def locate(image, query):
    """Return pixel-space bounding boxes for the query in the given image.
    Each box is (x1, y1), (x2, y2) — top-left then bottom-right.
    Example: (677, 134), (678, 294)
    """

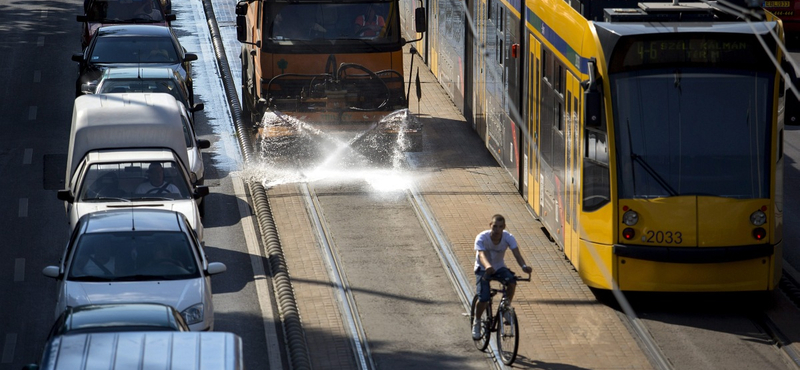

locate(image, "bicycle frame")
(471, 273), (530, 365)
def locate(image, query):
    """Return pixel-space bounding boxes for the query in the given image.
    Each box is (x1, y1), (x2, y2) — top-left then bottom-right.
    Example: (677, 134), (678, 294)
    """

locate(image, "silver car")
(43, 209), (226, 331)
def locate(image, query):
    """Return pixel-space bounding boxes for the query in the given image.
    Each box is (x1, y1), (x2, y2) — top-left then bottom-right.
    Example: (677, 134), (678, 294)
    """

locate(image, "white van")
(57, 93), (208, 241)
(23, 331), (244, 370)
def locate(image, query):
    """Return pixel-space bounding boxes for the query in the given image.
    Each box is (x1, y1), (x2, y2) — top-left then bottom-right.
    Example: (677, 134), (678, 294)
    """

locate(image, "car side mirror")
(57, 189), (74, 202)
(197, 139), (211, 150)
(76, 15), (87, 22)
(190, 103), (204, 113)
(193, 185), (209, 199)
(184, 53), (198, 62)
(42, 266), (61, 279)
(414, 7), (427, 33)
(165, 13), (176, 22)
(71, 53), (84, 62)
(207, 262), (227, 275)
(80, 83), (96, 94)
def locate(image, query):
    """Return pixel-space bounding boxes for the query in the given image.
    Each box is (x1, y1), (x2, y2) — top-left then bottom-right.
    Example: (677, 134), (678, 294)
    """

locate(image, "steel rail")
(405, 184), (507, 370)
(300, 182), (376, 370)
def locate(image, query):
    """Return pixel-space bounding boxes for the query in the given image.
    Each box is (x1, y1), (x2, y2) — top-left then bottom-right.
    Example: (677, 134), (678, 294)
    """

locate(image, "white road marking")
(18, 199), (28, 218)
(37, 36), (44, 47)
(232, 176), (284, 370)
(1, 333), (17, 363)
(23, 148), (32, 165)
(14, 259), (24, 282)
(33, 71), (41, 83)
(28, 107), (36, 120)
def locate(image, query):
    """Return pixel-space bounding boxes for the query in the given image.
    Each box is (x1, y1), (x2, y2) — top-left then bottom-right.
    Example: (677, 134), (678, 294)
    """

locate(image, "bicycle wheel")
(496, 306), (519, 365)
(470, 295), (491, 351)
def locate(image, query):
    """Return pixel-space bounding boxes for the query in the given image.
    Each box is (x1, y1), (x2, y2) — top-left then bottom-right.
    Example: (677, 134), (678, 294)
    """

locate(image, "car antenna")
(130, 207), (136, 231)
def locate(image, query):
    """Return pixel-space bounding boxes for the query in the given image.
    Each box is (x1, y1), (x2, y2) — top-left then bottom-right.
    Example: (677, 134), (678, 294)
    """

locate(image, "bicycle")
(470, 272), (531, 365)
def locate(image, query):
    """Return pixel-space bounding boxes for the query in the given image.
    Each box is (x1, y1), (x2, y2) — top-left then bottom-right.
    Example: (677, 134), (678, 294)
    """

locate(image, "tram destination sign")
(610, 35), (772, 72)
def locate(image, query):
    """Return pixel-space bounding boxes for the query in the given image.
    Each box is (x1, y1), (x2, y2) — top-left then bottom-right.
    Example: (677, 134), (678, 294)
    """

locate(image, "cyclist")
(472, 214), (532, 340)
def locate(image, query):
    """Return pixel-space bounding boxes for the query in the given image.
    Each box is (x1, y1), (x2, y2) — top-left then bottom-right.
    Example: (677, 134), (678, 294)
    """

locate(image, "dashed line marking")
(14, 259), (24, 282)
(1, 333), (16, 363)
(33, 70), (41, 83)
(37, 36), (44, 47)
(23, 148), (32, 165)
(28, 106), (37, 120)
(18, 198), (28, 218)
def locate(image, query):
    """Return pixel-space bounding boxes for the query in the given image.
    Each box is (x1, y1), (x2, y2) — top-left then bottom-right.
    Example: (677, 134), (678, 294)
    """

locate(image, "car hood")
(74, 201), (202, 239)
(64, 279), (205, 312)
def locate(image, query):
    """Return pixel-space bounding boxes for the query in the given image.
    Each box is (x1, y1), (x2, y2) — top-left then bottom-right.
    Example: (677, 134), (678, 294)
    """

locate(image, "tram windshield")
(611, 68), (772, 199)
(264, 1), (399, 43)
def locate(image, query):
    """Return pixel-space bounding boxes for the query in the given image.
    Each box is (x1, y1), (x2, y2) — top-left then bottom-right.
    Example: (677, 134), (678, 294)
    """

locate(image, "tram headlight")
(750, 210), (767, 226)
(753, 227), (767, 241)
(622, 210), (639, 226)
(622, 227), (635, 240)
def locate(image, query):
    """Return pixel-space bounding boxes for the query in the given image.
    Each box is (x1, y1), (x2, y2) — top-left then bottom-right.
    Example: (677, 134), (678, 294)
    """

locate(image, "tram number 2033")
(643, 230), (683, 244)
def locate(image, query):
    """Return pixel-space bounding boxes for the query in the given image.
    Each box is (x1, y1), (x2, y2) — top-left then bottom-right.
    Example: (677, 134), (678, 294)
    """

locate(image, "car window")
(181, 115), (194, 148)
(87, 0), (165, 21)
(68, 231), (199, 281)
(97, 79), (186, 105)
(78, 162), (192, 201)
(90, 36), (179, 63)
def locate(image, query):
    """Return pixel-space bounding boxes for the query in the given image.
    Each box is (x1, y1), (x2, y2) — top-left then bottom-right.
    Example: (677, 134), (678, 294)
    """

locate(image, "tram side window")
(583, 128), (610, 211)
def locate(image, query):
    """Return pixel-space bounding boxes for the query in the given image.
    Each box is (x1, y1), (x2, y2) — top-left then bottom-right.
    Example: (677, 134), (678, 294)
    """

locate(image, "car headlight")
(181, 303), (204, 325)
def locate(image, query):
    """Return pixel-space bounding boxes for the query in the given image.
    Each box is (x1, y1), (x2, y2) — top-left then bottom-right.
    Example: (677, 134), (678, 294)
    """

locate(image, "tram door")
(538, 48), (565, 247)
(528, 35), (541, 214)
(564, 73), (582, 263)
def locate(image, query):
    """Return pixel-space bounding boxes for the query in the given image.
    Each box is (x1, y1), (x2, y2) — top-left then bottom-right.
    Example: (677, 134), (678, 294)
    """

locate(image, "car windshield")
(611, 68), (772, 199)
(78, 161), (192, 201)
(67, 231), (200, 281)
(87, 0), (165, 22)
(96, 79), (187, 106)
(266, 2), (399, 42)
(90, 36), (179, 63)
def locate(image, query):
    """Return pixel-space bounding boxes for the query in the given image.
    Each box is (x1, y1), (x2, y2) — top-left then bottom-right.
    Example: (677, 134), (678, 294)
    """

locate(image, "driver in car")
(136, 162), (180, 195)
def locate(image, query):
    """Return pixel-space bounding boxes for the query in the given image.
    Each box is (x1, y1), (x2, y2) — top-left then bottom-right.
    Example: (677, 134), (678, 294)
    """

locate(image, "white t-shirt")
(474, 230), (517, 272)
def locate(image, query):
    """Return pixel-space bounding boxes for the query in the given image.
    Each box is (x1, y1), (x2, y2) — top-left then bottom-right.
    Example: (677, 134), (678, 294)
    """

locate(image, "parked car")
(46, 303), (190, 340)
(24, 331), (243, 370)
(42, 209), (227, 331)
(57, 93), (209, 240)
(83, 67), (203, 116)
(78, 0), (175, 49)
(72, 25), (197, 97)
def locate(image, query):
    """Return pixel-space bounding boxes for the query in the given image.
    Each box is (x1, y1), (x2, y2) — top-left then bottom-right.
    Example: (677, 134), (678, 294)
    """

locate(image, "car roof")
(103, 67), (177, 80)
(67, 93), (189, 179)
(79, 209), (185, 233)
(62, 303), (186, 333)
(96, 24), (173, 37)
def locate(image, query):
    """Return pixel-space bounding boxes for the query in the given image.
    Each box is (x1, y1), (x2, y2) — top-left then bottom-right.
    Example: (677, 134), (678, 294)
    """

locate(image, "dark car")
(78, 0), (176, 49)
(46, 303), (190, 340)
(72, 25), (197, 98)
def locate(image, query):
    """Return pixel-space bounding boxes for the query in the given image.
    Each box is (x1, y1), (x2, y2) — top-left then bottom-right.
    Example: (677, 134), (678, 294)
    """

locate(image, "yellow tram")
(426, 0), (792, 291)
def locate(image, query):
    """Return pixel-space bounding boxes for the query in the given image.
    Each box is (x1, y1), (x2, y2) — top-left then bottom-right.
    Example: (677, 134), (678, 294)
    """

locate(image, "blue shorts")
(475, 267), (516, 302)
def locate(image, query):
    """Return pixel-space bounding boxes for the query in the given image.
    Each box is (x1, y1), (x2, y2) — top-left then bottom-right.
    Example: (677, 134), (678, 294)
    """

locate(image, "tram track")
(296, 176), (513, 370)
(302, 182), (375, 370)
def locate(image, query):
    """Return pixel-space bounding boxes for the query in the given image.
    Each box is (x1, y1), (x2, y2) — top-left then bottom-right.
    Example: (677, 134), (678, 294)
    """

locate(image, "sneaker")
(472, 319), (482, 340)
